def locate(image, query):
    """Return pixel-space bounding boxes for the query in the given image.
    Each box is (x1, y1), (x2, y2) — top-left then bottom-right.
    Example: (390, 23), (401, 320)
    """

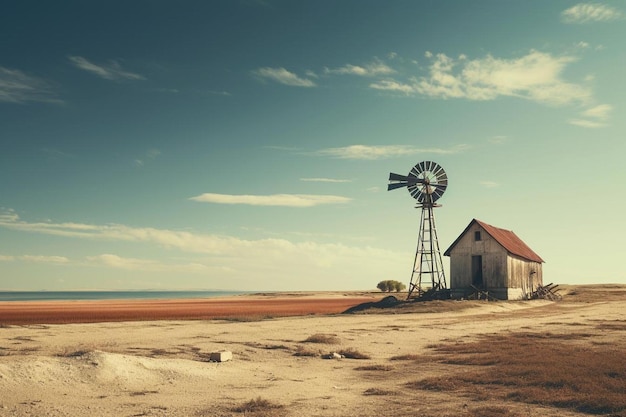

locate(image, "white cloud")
(325, 59), (395, 77)
(562, 3), (623, 23)
(252, 67), (316, 87)
(300, 178), (352, 183)
(21, 255), (70, 264)
(0, 211), (406, 289)
(68, 56), (145, 81)
(207, 90), (231, 96)
(569, 103), (612, 128)
(305, 70), (318, 79)
(480, 181), (500, 188)
(0, 67), (60, 103)
(568, 119), (606, 128)
(315, 144), (469, 160)
(489, 136), (509, 144)
(0, 254), (69, 264)
(189, 193), (351, 207)
(370, 50), (591, 106)
(369, 79), (417, 95)
(86, 254), (209, 272)
(581, 104), (612, 120)
(0, 208), (19, 223)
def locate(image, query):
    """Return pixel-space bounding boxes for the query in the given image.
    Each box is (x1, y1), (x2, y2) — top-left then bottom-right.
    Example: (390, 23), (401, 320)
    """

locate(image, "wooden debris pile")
(529, 283), (562, 300)
(467, 284), (498, 301)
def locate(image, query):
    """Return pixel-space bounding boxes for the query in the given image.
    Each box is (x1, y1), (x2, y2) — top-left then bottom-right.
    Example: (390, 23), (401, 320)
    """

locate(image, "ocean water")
(0, 290), (250, 302)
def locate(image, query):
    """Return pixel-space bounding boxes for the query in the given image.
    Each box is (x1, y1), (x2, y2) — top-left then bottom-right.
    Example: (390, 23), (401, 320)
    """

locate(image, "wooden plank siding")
(446, 220), (544, 300)
(508, 255), (543, 296)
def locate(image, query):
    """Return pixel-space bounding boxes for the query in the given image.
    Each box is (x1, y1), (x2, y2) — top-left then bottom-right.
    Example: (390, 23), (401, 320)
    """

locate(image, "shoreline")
(0, 293), (380, 325)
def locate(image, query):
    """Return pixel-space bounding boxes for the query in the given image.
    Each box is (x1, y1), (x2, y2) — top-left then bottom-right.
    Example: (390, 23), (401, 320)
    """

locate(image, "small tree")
(392, 280), (406, 292)
(377, 280), (390, 292)
(377, 280), (406, 293)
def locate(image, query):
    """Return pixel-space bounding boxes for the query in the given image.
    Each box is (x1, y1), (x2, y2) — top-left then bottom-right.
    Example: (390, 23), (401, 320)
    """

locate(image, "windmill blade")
(389, 172), (408, 181)
(431, 184), (447, 201)
(387, 182), (408, 191)
(409, 188), (423, 200)
(432, 187), (445, 200)
(406, 176), (425, 185)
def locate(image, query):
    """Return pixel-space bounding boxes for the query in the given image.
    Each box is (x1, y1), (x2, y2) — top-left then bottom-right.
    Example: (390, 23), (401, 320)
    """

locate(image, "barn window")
(474, 231), (481, 241)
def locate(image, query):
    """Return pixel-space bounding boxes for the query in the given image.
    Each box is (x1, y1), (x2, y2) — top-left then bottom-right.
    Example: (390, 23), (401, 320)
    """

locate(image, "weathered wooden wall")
(448, 224), (543, 300)
(448, 223), (507, 288)
(508, 255), (543, 296)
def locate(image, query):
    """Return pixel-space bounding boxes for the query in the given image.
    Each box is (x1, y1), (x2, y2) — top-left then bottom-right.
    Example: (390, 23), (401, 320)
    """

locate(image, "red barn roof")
(444, 219), (544, 263)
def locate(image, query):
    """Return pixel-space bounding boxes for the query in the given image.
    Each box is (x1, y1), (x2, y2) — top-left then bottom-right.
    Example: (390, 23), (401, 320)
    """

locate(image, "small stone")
(209, 350), (233, 362)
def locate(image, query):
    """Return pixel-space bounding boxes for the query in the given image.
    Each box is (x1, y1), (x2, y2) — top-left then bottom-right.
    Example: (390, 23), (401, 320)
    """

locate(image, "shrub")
(302, 333), (340, 344)
(376, 280), (406, 292)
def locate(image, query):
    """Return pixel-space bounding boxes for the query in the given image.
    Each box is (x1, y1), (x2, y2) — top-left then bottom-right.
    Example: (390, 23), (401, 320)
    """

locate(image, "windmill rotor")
(388, 161), (447, 204)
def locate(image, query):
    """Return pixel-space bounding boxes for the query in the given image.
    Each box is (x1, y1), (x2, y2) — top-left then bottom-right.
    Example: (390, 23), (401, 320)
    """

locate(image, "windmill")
(388, 161), (448, 299)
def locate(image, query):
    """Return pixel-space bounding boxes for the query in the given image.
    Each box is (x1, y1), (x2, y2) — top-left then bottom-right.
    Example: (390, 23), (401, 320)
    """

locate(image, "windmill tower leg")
(407, 204), (447, 299)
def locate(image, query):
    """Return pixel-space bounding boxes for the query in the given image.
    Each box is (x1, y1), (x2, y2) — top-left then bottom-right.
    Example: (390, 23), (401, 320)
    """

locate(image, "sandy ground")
(0, 286), (624, 417)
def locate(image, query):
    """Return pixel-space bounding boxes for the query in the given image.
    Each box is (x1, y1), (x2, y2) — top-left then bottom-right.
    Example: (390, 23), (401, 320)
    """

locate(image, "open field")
(0, 293), (379, 325)
(0, 285), (625, 416)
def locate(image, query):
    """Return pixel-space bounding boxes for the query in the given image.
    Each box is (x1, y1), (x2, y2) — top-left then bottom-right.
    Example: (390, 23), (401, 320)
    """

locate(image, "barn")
(444, 219), (544, 300)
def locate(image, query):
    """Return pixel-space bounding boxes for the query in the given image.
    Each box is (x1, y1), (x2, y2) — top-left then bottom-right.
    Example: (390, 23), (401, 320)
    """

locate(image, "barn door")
(472, 255), (483, 287)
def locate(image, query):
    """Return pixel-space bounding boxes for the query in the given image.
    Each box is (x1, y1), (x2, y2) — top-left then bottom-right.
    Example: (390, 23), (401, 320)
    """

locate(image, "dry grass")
(293, 345), (319, 357)
(337, 347), (370, 359)
(302, 333), (340, 344)
(363, 387), (397, 396)
(56, 348), (91, 358)
(464, 406), (523, 417)
(354, 364), (393, 371)
(410, 332), (626, 415)
(389, 353), (429, 362)
(232, 397), (285, 416)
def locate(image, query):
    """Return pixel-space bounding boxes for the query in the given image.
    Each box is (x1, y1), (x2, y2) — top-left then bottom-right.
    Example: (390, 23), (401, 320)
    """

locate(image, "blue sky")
(1, 1), (625, 291)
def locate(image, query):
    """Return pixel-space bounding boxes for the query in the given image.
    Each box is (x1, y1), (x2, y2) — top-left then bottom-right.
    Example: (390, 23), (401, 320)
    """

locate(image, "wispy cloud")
(562, 3), (623, 23)
(252, 67), (316, 87)
(0, 67), (61, 104)
(370, 50), (591, 106)
(480, 181), (500, 188)
(569, 103), (612, 128)
(489, 136), (509, 144)
(314, 144), (469, 160)
(0, 254), (70, 264)
(41, 148), (75, 160)
(68, 56), (145, 81)
(207, 90), (232, 96)
(86, 254), (208, 272)
(0, 210), (405, 288)
(300, 178), (352, 183)
(189, 193), (351, 207)
(325, 59), (395, 77)
(134, 148), (161, 167)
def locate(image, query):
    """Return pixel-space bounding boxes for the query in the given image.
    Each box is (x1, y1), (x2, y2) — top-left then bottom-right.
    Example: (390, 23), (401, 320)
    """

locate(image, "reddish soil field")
(0, 296), (374, 325)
